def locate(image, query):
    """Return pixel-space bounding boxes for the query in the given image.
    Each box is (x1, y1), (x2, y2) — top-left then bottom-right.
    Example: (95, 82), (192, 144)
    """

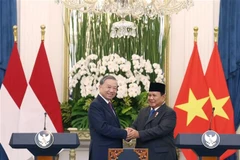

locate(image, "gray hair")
(99, 75), (117, 85)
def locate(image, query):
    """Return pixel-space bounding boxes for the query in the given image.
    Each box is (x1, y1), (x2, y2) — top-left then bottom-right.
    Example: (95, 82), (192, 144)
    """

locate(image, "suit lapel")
(97, 95), (115, 117)
(97, 95), (120, 126)
(144, 107), (152, 125)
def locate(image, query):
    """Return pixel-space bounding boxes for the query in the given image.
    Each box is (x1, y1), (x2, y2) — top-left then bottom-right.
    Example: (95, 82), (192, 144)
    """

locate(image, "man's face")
(99, 79), (118, 101)
(148, 91), (165, 108)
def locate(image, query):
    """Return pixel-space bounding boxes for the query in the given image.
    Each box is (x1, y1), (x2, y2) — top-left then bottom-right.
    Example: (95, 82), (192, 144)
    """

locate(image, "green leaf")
(121, 107), (132, 114)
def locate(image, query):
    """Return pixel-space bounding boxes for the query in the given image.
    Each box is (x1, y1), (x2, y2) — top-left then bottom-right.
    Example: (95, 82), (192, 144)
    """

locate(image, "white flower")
(128, 83), (141, 97)
(145, 60), (153, 73)
(99, 66), (106, 74)
(69, 53), (165, 98)
(153, 63), (160, 69)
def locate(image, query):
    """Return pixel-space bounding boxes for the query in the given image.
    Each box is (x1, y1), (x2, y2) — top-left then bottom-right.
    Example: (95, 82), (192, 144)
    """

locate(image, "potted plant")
(61, 53), (164, 132)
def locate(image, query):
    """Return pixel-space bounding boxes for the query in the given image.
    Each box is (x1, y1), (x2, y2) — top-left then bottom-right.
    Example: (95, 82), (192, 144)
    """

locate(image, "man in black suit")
(88, 75), (129, 160)
(128, 82), (177, 160)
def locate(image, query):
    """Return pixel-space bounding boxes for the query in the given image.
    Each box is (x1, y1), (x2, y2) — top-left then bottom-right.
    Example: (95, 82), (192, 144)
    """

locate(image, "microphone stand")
(209, 107), (215, 130)
(44, 112), (47, 130)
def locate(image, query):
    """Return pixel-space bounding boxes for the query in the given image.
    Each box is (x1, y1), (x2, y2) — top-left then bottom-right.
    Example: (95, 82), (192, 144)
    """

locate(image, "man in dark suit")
(88, 75), (129, 160)
(128, 82), (177, 160)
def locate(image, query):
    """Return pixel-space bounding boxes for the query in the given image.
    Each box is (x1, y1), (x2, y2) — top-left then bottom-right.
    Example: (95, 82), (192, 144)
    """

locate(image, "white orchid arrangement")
(68, 53), (165, 129)
(69, 53), (165, 98)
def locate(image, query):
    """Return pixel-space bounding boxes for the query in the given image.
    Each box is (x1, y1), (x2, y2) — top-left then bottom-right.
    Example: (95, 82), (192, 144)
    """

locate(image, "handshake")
(125, 127), (139, 141)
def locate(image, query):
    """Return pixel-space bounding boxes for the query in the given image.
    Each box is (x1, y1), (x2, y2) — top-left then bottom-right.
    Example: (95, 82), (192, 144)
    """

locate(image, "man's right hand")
(125, 127), (139, 141)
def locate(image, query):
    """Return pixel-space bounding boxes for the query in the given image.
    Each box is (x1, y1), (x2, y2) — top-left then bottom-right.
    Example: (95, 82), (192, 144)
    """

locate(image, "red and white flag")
(0, 42), (27, 159)
(18, 40), (63, 158)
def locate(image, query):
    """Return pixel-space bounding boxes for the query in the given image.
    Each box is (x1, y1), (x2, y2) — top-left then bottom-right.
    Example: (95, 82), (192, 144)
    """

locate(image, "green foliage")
(60, 102), (72, 129)
(61, 92), (148, 129)
(113, 92), (148, 128)
(70, 96), (92, 129)
(70, 12), (166, 64)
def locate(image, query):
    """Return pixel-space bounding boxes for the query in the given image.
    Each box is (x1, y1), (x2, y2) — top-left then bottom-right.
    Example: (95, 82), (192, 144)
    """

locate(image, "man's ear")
(162, 93), (166, 98)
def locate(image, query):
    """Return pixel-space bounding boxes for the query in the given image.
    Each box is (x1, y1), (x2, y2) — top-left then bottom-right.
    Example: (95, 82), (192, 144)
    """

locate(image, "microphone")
(209, 107), (215, 130)
(44, 112), (47, 130)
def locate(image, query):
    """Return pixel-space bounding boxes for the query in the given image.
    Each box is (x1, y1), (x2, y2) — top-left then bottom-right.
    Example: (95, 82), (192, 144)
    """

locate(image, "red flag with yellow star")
(205, 42), (236, 159)
(174, 42), (212, 160)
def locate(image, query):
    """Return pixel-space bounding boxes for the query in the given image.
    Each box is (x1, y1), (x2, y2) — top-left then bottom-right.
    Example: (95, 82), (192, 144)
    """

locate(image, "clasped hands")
(125, 127), (139, 141)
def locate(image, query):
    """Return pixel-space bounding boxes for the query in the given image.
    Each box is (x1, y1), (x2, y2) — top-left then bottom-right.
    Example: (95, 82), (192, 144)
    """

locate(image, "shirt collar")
(152, 106), (160, 111)
(99, 94), (111, 104)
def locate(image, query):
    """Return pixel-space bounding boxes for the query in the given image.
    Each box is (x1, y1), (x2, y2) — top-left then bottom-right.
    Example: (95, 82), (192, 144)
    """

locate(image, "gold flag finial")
(194, 27), (198, 42)
(214, 27), (218, 42)
(13, 25), (17, 42)
(41, 25), (46, 41)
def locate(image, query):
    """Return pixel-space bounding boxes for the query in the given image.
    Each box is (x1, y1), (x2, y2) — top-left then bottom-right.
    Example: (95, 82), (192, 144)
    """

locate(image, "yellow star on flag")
(209, 89), (229, 119)
(175, 88), (209, 126)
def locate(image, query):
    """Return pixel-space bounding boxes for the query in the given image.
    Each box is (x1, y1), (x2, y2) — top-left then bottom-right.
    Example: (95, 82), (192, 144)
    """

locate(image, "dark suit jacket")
(88, 95), (127, 160)
(132, 104), (177, 160)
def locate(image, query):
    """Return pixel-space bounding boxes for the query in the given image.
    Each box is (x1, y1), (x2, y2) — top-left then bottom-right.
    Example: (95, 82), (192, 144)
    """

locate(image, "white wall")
(16, 0), (221, 159)
(169, 0), (220, 107)
(17, 0), (64, 102)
